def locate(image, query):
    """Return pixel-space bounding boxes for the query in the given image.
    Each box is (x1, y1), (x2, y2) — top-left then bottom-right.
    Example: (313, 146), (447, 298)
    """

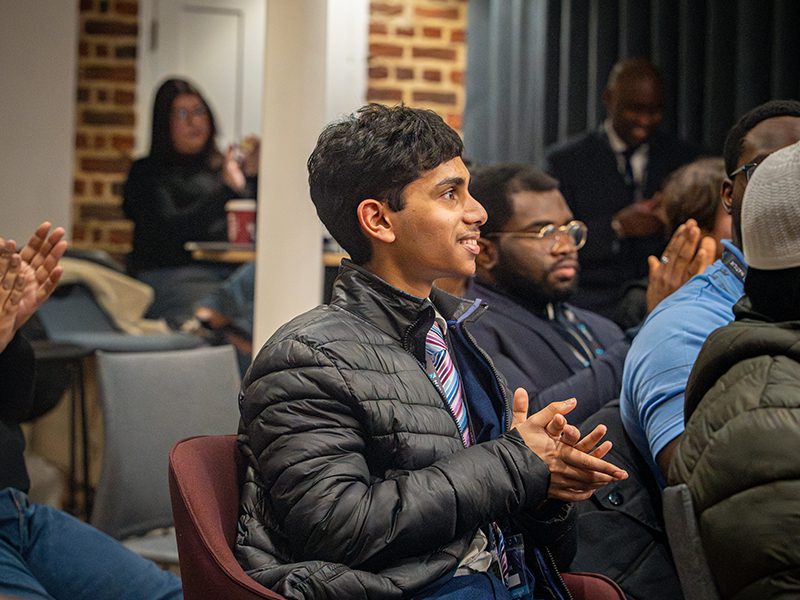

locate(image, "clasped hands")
(0, 222), (68, 353)
(511, 389), (628, 502)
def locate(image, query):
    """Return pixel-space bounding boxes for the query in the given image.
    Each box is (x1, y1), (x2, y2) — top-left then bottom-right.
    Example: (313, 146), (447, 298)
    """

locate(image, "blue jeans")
(414, 571), (511, 599)
(0, 488), (182, 600)
(137, 264), (235, 324)
(197, 261), (255, 336)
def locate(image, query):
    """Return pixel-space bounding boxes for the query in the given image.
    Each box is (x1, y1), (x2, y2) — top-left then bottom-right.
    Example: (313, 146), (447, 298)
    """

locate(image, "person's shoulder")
(245, 305), (348, 382)
(649, 131), (703, 161)
(129, 155), (154, 169)
(630, 269), (734, 359)
(266, 304), (355, 347)
(126, 156), (157, 179)
(545, 130), (604, 163)
(469, 282), (540, 329)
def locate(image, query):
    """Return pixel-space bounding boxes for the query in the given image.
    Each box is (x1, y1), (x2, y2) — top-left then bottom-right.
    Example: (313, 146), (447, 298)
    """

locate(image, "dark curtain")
(464, 0), (800, 167)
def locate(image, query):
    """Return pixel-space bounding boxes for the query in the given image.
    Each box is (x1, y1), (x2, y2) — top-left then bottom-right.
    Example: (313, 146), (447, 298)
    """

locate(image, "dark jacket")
(0, 333), (37, 492)
(123, 156), (256, 272)
(546, 129), (701, 318)
(573, 400), (682, 600)
(465, 280), (629, 424)
(670, 299), (800, 599)
(236, 261), (576, 599)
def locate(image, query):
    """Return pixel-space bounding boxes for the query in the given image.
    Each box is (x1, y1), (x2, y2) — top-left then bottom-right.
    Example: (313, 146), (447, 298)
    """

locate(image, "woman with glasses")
(123, 77), (259, 324)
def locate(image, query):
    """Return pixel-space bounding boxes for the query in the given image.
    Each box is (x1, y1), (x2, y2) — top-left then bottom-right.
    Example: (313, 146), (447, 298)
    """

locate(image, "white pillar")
(253, 0), (367, 350)
(0, 0), (77, 242)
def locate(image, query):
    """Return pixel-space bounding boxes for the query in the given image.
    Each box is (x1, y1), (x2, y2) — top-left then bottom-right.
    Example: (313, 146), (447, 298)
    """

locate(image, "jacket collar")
(684, 295), (800, 420)
(330, 260), (481, 361)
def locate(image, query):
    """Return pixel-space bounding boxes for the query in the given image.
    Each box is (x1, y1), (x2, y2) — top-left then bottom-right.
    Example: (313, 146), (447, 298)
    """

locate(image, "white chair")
(90, 345), (241, 563)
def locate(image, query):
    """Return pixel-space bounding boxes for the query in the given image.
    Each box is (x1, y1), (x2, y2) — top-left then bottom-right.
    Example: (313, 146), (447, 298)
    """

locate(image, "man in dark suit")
(467, 164), (687, 598)
(466, 163), (630, 424)
(546, 58), (701, 319)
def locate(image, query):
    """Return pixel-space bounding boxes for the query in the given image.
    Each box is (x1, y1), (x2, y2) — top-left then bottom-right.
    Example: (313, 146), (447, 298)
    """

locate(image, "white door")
(135, 0), (265, 155)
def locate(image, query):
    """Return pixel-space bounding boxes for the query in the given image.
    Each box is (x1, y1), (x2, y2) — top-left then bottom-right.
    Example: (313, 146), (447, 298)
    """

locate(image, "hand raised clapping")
(0, 240), (26, 353)
(0, 222), (67, 353)
(510, 388), (627, 502)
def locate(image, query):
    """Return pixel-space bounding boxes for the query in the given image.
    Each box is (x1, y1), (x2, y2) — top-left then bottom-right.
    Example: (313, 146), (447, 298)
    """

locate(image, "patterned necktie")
(425, 322), (470, 447)
(426, 323), (509, 580)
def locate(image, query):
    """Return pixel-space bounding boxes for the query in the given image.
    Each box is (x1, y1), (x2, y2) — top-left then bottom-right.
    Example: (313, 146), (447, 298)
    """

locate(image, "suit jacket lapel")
(473, 284), (584, 370)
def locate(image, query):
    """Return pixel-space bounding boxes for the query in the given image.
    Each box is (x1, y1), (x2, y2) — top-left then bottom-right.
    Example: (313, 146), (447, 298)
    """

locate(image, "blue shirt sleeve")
(620, 263), (741, 482)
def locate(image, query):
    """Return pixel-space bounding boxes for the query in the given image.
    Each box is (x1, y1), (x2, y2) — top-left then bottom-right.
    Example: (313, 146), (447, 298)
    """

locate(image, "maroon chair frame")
(169, 435), (626, 600)
(168, 435), (284, 599)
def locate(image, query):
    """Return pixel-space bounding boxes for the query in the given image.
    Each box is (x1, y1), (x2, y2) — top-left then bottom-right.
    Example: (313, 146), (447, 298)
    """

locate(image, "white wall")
(252, 0), (368, 348)
(0, 0), (77, 243)
(134, 0), (266, 155)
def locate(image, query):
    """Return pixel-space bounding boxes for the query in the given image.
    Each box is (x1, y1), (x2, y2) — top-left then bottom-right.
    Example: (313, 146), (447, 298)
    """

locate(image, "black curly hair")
(307, 104), (463, 264)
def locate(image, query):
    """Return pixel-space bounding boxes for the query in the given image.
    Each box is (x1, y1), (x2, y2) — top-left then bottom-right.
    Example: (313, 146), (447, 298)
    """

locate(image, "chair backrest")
(36, 282), (203, 352)
(562, 572), (627, 600)
(37, 283), (118, 336)
(169, 435), (284, 600)
(90, 346), (241, 539)
(662, 483), (721, 600)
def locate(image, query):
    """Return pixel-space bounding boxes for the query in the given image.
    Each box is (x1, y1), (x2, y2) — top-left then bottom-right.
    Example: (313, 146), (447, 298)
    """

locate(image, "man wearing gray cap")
(669, 139), (800, 599)
(620, 99), (800, 485)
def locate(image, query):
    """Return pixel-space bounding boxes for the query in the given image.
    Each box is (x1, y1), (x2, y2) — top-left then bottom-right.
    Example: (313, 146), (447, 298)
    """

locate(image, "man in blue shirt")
(620, 100), (800, 484)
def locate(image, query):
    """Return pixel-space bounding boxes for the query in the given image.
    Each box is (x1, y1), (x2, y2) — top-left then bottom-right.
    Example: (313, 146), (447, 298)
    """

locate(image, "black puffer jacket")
(670, 299), (800, 599)
(236, 261), (575, 599)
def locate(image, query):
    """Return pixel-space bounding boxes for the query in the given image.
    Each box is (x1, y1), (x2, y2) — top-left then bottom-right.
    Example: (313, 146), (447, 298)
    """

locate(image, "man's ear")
(602, 87), (613, 113)
(720, 179), (733, 214)
(477, 238), (499, 270)
(357, 198), (395, 244)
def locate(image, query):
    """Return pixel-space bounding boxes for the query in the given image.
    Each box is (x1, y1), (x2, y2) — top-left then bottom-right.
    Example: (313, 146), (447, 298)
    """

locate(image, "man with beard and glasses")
(465, 164), (630, 424)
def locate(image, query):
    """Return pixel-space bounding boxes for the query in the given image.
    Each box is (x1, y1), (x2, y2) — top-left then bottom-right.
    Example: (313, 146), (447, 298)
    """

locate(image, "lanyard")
(547, 303), (604, 368)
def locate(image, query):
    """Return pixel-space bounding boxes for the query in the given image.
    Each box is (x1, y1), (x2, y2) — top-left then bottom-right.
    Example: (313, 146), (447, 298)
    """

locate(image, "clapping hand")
(223, 135), (260, 193)
(0, 240), (27, 353)
(238, 135), (260, 177)
(510, 388), (627, 502)
(223, 146), (247, 193)
(15, 222), (68, 331)
(646, 218), (716, 312)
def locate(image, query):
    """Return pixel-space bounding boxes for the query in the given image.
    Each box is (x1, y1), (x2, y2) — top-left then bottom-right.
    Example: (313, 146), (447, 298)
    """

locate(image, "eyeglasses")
(172, 105), (208, 121)
(728, 161), (760, 181)
(485, 220), (587, 250)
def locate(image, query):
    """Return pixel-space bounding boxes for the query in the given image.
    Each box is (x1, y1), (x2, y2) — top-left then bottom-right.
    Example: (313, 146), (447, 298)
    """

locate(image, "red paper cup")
(225, 199), (257, 243)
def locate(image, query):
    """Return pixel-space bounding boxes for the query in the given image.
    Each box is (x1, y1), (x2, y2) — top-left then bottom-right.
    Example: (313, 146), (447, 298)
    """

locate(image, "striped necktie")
(425, 322), (470, 447)
(426, 323), (509, 580)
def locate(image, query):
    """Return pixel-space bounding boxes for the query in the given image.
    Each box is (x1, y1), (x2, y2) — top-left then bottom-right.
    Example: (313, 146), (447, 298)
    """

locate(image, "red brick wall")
(71, 0), (469, 256)
(72, 0), (138, 255)
(367, 0), (468, 132)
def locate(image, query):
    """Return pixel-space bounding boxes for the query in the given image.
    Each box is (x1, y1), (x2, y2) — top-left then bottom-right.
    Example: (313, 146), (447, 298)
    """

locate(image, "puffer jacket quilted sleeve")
(669, 308), (800, 600)
(236, 275), (556, 598)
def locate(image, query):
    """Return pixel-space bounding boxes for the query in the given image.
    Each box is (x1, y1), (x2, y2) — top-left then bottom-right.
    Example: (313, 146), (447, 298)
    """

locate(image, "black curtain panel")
(464, 0), (800, 167)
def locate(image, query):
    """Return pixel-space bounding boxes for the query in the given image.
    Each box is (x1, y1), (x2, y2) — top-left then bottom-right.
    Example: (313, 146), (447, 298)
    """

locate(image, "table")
(186, 242), (349, 302)
(185, 241), (348, 267)
(30, 341), (93, 519)
(184, 241), (256, 264)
